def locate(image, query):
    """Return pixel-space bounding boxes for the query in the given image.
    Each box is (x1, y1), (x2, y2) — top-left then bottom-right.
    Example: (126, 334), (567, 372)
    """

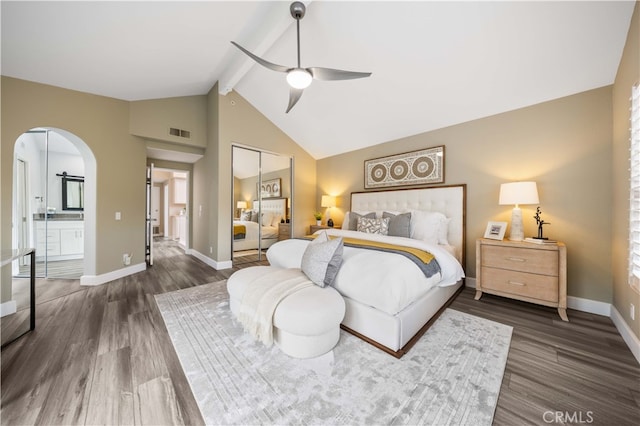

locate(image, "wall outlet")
(123, 253), (131, 266)
(115, 211), (121, 221)
(631, 303), (636, 321)
(209, 246), (213, 254)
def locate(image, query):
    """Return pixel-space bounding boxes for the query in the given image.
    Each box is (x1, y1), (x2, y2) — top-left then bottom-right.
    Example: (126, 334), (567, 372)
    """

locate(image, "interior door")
(145, 163), (154, 265)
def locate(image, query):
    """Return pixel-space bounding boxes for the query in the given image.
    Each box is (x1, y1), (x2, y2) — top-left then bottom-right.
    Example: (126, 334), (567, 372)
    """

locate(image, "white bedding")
(233, 220), (278, 240)
(266, 228), (464, 316)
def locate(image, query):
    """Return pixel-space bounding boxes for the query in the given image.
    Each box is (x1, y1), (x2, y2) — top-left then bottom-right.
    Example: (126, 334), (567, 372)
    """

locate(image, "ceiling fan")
(231, 1), (372, 113)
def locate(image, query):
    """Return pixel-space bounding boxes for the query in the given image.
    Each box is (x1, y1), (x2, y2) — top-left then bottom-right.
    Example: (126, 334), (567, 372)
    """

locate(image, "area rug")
(155, 281), (512, 425)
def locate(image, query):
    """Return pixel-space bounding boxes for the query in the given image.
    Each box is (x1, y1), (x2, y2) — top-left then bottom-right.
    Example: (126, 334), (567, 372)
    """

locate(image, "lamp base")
(508, 207), (524, 241)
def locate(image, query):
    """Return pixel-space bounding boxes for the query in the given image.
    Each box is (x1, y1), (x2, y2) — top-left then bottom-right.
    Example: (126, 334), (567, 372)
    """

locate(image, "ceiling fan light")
(286, 68), (312, 89)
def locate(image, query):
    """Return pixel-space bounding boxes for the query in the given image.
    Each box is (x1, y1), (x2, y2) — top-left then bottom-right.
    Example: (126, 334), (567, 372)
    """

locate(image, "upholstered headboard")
(351, 184), (466, 266)
(252, 198), (287, 222)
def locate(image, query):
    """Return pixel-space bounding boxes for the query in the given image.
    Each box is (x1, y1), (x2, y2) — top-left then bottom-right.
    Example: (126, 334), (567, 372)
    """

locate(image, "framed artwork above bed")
(257, 178), (281, 198)
(364, 145), (444, 189)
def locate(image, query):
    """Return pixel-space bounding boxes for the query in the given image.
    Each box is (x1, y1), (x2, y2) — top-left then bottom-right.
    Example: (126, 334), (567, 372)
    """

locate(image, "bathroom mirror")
(62, 175), (84, 211)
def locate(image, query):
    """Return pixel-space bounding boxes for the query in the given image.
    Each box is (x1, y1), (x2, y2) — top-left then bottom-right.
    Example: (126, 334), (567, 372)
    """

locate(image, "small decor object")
(364, 146), (444, 189)
(484, 221), (507, 240)
(532, 206), (550, 240)
(327, 218), (334, 227)
(258, 178), (281, 198)
(313, 211), (322, 226)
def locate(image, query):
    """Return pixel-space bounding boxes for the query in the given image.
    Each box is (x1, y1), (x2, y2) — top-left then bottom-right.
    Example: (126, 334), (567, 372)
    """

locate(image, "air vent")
(169, 127), (191, 139)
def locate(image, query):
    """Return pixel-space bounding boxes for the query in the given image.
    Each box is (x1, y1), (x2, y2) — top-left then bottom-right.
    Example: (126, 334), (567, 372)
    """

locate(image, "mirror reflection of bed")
(232, 145), (293, 263)
(233, 198), (287, 261)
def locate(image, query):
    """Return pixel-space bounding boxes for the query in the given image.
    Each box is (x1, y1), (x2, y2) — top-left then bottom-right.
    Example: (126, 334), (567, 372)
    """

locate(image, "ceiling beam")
(218, 1), (313, 95)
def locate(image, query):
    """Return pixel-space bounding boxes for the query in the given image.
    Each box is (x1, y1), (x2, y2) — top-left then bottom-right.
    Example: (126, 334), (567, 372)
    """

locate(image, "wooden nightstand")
(475, 238), (568, 321)
(309, 224), (333, 234)
(278, 223), (291, 241)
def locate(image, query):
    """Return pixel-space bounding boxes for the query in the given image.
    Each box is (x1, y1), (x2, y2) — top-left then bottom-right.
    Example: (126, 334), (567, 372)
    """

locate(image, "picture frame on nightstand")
(483, 221), (507, 240)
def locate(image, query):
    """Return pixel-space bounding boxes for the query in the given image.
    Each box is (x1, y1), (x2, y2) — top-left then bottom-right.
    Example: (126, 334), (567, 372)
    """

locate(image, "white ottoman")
(227, 266), (346, 359)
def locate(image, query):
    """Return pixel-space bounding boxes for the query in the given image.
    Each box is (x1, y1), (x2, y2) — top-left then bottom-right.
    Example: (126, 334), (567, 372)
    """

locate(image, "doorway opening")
(146, 165), (190, 266)
(12, 128), (96, 280)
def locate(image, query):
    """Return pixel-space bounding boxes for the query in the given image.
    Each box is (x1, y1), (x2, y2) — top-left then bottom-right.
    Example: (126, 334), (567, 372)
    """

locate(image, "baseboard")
(80, 262), (146, 286)
(0, 300), (17, 318)
(189, 249), (232, 270)
(610, 306), (640, 365)
(567, 295), (611, 317)
(465, 277), (476, 289)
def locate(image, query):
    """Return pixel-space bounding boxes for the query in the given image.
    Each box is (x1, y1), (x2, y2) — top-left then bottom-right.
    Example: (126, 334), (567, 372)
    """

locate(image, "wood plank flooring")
(1, 238), (638, 425)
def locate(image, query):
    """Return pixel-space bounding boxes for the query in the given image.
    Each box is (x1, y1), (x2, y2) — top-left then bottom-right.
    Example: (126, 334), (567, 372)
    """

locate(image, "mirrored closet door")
(232, 145), (293, 263)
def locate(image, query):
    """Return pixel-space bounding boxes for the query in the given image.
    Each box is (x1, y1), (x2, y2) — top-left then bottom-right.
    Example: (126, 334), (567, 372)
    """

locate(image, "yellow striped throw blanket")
(303, 235), (441, 279)
(233, 224), (246, 240)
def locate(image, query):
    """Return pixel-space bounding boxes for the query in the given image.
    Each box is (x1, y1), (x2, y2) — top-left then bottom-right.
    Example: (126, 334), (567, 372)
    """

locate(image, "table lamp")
(499, 182), (539, 241)
(236, 201), (247, 218)
(321, 195), (336, 226)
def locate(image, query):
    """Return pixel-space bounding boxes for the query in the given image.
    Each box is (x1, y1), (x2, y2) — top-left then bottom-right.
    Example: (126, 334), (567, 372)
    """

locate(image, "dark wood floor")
(1, 239), (638, 425)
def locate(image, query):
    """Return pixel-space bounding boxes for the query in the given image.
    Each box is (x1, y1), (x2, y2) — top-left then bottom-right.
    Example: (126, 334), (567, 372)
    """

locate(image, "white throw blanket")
(237, 268), (314, 346)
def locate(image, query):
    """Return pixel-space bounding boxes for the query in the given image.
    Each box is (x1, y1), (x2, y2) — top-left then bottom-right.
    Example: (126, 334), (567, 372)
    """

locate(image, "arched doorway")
(12, 128), (96, 279)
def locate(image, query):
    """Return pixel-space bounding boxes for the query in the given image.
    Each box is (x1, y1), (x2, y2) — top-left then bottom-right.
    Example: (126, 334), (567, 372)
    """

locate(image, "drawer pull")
(508, 280), (526, 286)
(506, 257), (526, 262)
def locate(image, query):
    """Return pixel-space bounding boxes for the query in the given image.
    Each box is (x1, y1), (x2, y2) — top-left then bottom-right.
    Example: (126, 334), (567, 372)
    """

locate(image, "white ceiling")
(2, 1), (635, 160)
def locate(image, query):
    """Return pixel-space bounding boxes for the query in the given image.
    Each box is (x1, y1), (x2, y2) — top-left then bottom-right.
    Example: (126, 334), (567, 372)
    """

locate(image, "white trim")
(611, 306), (640, 365)
(567, 295), (611, 317)
(0, 300), (17, 317)
(465, 277), (476, 289)
(80, 262), (146, 286)
(188, 249), (232, 270)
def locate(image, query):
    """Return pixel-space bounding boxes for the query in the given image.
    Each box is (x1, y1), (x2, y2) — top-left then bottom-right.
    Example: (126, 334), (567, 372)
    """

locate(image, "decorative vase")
(316, 220), (322, 226)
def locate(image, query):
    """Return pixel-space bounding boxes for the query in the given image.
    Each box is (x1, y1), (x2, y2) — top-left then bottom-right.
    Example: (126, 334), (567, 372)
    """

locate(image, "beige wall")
(613, 2), (640, 339)
(1, 77), (147, 297)
(130, 95), (207, 148)
(318, 87), (613, 303)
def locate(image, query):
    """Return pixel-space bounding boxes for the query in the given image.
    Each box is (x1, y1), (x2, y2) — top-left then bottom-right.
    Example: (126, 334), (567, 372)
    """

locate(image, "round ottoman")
(227, 266), (346, 359)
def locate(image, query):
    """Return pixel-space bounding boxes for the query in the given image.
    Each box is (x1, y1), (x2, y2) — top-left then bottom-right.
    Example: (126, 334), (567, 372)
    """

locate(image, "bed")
(266, 184), (466, 357)
(233, 198), (286, 251)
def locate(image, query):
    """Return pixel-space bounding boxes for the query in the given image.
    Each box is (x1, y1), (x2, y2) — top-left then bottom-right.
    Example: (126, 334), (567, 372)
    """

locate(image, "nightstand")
(310, 224), (331, 234)
(475, 238), (568, 321)
(278, 223), (291, 241)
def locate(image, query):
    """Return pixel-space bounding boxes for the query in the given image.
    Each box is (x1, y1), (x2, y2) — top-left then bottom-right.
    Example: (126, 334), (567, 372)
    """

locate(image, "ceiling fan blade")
(231, 41), (289, 73)
(308, 67), (372, 81)
(286, 88), (304, 113)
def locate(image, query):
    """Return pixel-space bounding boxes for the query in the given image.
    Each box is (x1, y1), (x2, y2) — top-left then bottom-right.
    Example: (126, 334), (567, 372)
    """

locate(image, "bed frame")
(233, 198), (287, 251)
(340, 184), (466, 358)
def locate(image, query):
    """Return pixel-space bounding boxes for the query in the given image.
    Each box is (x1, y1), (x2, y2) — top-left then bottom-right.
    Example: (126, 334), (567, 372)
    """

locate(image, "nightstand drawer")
(481, 245), (558, 276)
(481, 267), (559, 303)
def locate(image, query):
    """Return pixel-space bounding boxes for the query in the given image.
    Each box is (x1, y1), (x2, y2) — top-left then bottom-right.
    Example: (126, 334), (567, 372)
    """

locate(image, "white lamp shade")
(321, 195), (336, 208)
(499, 182), (539, 206)
(237, 201), (247, 209)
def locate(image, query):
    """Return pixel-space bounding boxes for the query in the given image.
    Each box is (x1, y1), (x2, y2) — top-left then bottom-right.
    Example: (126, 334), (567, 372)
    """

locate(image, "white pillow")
(410, 211), (448, 245)
(301, 231), (344, 287)
(438, 217), (451, 245)
(261, 211), (274, 227)
(270, 214), (283, 227)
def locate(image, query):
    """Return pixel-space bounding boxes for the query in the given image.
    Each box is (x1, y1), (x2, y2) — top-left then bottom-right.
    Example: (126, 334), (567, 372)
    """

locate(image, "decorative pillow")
(250, 210), (259, 223)
(410, 211), (448, 245)
(357, 217), (390, 235)
(240, 210), (252, 221)
(382, 211), (411, 238)
(301, 231), (344, 287)
(348, 211), (375, 230)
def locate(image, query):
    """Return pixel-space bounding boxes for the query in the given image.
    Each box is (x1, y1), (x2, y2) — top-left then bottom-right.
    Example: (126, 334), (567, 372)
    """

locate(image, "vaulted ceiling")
(2, 1), (635, 159)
